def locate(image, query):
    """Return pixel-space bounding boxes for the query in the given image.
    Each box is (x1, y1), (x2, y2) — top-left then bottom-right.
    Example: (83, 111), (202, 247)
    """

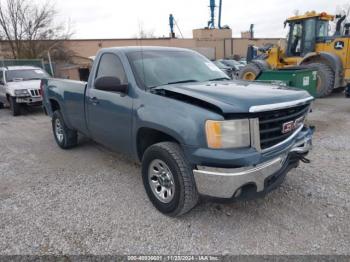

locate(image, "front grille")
(258, 104), (310, 150)
(30, 89), (40, 97)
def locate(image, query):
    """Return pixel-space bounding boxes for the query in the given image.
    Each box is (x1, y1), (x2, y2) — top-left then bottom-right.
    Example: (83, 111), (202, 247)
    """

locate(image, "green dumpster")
(257, 67), (318, 98)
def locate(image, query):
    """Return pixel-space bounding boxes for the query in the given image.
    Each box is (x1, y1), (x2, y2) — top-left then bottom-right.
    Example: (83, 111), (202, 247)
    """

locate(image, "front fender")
(133, 93), (223, 149)
(5, 86), (15, 97)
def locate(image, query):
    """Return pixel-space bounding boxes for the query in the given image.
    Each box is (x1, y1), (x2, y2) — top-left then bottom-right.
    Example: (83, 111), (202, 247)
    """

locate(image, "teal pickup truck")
(42, 47), (314, 216)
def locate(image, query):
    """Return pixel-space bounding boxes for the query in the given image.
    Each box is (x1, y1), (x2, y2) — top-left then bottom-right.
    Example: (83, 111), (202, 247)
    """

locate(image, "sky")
(55, 0), (350, 39)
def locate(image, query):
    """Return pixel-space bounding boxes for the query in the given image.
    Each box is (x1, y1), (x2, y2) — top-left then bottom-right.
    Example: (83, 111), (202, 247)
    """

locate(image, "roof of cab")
(100, 46), (194, 53)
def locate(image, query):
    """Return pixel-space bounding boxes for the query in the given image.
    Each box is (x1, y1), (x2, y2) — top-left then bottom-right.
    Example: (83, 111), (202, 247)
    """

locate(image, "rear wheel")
(52, 110), (78, 149)
(306, 63), (335, 98)
(9, 97), (21, 116)
(238, 63), (261, 81)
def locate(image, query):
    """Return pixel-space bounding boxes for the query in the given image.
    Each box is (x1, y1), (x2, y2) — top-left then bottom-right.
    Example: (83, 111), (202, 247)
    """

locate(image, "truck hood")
(155, 80), (313, 114)
(7, 80), (41, 90)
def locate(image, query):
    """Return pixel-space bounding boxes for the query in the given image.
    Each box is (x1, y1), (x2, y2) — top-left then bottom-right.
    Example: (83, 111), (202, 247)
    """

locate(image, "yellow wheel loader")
(239, 11), (350, 98)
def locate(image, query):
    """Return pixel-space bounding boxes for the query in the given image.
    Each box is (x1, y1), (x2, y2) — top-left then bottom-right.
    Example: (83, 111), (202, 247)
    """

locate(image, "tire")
(9, 97), (21, 116)
(306, 63), (335, 98)
(142, 142), (199, 217)
(238, 63), (262, 81)
(346, 85), (350, 98)
(332, 86), (345, 93)
(52, 110), (78, 149)
(252, 60), (271, 71)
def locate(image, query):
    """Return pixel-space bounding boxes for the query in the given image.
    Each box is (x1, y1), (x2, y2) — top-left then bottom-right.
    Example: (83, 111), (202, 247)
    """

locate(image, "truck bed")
(43, 78), (88, 134)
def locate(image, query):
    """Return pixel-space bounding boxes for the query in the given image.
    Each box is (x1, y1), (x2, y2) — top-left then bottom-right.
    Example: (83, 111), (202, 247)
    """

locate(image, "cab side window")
(96, 53), (128, 85)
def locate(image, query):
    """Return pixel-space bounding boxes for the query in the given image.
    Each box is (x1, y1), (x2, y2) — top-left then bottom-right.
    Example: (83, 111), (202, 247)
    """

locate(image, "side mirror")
(94, 76), (128, 93)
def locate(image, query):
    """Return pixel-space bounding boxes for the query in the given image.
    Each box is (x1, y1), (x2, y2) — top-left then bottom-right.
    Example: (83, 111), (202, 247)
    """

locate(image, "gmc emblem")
(282, 117), (305, 134)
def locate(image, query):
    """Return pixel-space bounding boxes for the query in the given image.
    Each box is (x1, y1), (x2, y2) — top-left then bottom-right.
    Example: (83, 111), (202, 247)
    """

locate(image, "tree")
(336, 4), (350, 23)
(136, 21), (156, 39)
(0, 0), (73, 60)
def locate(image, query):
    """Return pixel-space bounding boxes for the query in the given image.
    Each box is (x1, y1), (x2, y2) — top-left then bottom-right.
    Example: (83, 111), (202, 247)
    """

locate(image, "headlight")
(14, 89), (30, 97)
(205, 119), (250, 149)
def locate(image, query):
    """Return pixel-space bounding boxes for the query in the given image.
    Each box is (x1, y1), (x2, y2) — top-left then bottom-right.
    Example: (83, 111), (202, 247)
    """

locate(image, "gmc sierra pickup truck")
(42, 47), (314, 216)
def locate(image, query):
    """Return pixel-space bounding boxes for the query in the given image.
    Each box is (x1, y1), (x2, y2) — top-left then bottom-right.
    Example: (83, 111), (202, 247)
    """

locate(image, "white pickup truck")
(0, 66), (50, 116)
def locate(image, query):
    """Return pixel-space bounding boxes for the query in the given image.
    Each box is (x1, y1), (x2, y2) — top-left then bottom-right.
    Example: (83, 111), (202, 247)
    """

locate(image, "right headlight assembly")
(205, 119), (251, 149)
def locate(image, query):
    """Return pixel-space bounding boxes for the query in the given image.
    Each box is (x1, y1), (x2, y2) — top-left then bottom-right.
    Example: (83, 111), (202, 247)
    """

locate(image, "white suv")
(0, 66), (50, 116)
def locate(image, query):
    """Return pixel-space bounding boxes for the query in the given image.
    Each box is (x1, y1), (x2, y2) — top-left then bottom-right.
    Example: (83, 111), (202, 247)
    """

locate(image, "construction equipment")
(238, 11), (350, 98)
(207, 0), (223, 29)
(168, 14), (184, 39)
(169, 14), (175, 38)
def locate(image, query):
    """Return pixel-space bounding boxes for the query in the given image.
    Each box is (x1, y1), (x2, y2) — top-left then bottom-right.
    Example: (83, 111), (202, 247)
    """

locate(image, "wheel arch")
(47, 98), (74, 130)
(49, 98), (61, 112)
(136, 127), (182, 161)
(299, 52), (343, 88)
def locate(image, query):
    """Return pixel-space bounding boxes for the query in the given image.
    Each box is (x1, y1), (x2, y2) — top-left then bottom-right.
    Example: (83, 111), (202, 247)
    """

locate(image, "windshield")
(6, 69), (50, 82)
(127, 50), (229, 89)
(317, 20), (329, 37)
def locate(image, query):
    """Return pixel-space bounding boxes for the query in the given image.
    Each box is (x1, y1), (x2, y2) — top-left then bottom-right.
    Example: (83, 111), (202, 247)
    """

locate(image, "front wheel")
(306, 63), (335, 98)
(238, 63), (261, 81)
(9, 97), (21, 116)
(52, 110), (78, 149)
(142, 142), (199, 217)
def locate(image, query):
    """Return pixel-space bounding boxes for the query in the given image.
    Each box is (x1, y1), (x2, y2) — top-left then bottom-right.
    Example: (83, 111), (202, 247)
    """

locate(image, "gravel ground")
(0, 94), (349, 255)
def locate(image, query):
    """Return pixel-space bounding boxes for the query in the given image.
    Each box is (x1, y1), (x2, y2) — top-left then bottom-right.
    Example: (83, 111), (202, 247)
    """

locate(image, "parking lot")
(0, 94), (349, 255)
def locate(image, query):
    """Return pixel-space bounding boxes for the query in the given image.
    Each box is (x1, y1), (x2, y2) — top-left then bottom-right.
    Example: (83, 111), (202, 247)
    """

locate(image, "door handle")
(89, 96), (100, 105)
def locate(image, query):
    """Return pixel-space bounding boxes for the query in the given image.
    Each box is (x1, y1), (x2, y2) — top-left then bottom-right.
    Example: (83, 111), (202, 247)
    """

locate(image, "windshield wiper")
(167, 79), (199, 85)
(208, 77), (230, 81)
(148, 79), (199, 90)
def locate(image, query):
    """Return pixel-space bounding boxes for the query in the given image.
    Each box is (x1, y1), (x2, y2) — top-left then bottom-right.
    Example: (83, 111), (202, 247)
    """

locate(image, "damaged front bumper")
(192, 129), (313, 199)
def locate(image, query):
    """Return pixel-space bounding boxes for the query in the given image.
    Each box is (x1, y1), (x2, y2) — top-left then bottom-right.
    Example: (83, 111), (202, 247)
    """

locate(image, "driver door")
(86, 53), (133, 155)
(302, 19), (317, 56)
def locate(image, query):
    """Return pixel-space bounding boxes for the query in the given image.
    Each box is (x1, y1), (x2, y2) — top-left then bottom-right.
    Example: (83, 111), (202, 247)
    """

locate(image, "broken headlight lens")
(205, 119), (250, 149)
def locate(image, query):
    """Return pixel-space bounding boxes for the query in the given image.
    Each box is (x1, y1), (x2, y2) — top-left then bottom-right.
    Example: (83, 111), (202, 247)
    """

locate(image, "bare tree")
(336, 4), (350, 23)
(0, 0), (73, 60)
(136, 21), (156, 39)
